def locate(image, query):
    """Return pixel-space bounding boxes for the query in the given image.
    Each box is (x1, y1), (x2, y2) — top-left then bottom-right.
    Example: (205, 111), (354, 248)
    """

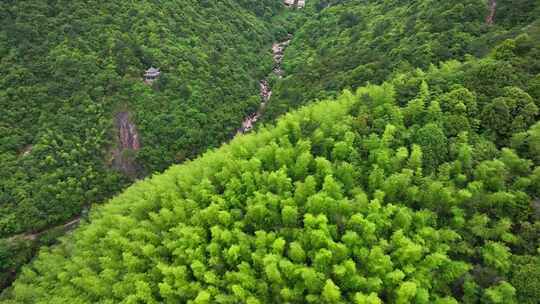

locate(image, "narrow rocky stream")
(239, 35), (292, 133)
(486, 0), (497, 26)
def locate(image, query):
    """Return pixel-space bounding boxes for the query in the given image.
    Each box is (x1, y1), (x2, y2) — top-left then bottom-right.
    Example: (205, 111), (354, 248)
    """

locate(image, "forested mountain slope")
(0, 0), (283, 289)
(3, 63), (539, 302)
(1, 0), (540, 303)
(265, 0), (540, 118)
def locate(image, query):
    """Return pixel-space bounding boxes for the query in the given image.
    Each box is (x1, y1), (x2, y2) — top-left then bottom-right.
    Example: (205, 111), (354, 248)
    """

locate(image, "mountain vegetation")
(0, 0), (284, 290)
(4, 71), (540, 302)
(1, 0), (540, 303)
(266, 0), (540, 119)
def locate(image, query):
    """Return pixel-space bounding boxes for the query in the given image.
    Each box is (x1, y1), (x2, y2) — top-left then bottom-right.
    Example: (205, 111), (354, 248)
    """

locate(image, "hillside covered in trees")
(4, 72), (540, 303)
(1, 0), (540, 303)
(0, 0), (288, 289)
(266, 0), (540, 118)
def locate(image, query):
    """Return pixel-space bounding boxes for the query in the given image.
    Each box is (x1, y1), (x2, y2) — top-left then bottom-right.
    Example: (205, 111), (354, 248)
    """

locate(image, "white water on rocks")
(239, 35), (292, 133)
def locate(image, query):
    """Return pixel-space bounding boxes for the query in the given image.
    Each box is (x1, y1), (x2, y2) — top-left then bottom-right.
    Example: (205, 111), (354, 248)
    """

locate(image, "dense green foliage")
(266, 0), (540, 118)
(2, 0), (540, 302)
(0, 0), (285, 289)
(4, 58), (539, 301)
(0, 0), (281, 236)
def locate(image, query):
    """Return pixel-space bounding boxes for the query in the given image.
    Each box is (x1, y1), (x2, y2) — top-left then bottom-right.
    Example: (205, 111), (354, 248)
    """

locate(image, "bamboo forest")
(0, 0), (539, 303)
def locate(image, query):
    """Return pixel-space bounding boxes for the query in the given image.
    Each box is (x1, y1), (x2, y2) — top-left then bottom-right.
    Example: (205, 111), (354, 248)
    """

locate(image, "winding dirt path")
(9, 216), (81, 242)
(239, 36), (292, 133)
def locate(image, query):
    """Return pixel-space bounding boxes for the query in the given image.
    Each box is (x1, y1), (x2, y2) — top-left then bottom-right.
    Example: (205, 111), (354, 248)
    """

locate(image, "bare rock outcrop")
(486, 0), (497, 26)
(111, 111), (141, 177)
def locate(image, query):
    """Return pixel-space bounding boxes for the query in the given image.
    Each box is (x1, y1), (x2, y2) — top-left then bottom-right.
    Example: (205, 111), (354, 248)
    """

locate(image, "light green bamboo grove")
(5, 71), (539, 302)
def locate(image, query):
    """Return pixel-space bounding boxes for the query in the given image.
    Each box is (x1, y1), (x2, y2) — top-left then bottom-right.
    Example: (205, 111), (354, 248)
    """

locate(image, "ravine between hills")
(10, 35), (294, 243)
(239, 35), (292, 133)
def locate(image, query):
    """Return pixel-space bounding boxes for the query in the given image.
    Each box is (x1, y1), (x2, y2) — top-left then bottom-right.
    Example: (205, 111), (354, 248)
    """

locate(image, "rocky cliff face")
(486, 0), (497, 25)
(111, 111), (141, 177)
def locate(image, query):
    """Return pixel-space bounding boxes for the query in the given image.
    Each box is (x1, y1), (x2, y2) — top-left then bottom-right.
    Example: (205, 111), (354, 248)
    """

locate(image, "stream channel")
(239, 35), (292, 133)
